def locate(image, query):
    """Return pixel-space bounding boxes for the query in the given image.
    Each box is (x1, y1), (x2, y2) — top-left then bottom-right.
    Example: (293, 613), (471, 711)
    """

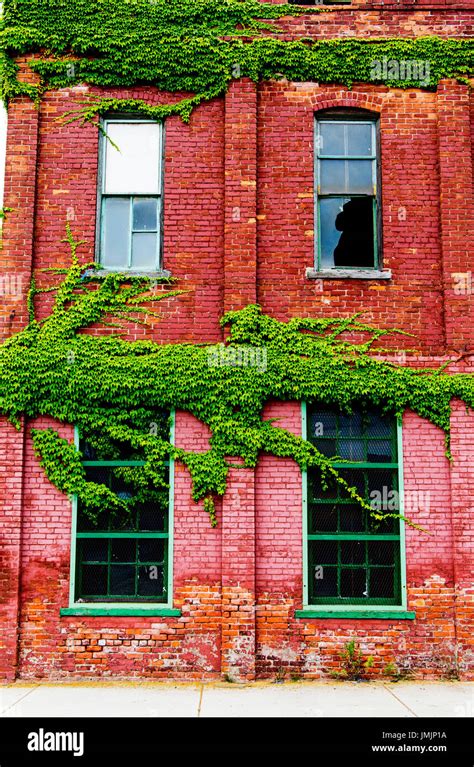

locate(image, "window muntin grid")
(306, 407), (402, 605)
(98, 119), (162, 272)
(74, 416), (171, 603)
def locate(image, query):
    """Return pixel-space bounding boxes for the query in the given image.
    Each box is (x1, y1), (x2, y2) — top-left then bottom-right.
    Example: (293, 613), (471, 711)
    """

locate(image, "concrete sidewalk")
(1, 680), (473, 718)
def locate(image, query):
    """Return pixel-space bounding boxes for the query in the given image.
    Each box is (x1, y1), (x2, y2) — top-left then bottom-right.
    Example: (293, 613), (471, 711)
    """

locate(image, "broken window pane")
(320, 196), (374, 268)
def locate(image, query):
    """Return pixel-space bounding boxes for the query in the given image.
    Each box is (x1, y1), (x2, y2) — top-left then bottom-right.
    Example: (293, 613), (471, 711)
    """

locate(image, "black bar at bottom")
(0, 717), (473, 763)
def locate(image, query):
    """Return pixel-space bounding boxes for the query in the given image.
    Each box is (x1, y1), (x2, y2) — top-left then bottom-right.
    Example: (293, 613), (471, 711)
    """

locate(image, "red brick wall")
(257, 83), (448, 351)
(9, 402), (472, 680)
(254, 403), (464, 680)
(0, 6), (473, 680)
(0, 420), (26, 681)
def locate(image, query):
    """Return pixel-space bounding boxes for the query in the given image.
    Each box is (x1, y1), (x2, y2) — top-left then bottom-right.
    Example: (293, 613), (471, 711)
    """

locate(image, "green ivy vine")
(0, 1), (473, 124)
(0, 227), (472, 527)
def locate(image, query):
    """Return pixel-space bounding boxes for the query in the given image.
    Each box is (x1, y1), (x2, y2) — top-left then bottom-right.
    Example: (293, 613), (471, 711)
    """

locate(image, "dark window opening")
(74, 417), (171, 603)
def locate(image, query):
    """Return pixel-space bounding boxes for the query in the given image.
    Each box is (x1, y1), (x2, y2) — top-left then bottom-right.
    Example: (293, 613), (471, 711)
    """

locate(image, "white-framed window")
(97, 119), (163, 272)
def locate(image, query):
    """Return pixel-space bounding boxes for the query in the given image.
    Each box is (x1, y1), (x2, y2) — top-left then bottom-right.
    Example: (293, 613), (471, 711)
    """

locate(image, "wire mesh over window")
(75, 420), (170, 603)
(306, 406), (402, 605)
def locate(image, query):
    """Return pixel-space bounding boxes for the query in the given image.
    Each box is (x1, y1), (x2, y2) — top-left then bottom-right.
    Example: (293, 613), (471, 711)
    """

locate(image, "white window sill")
(306, 268), (392, 280)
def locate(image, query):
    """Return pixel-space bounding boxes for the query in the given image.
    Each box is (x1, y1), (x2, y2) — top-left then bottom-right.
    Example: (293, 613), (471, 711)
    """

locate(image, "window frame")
(301, 402), (408, 613)
(96, 117), (165, 273)
(66, 412), (175, 613)
(314, 113), (382, 272)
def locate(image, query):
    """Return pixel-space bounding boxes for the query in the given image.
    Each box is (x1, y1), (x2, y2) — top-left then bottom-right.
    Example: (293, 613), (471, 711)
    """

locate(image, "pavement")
(1, 680), (473, 718)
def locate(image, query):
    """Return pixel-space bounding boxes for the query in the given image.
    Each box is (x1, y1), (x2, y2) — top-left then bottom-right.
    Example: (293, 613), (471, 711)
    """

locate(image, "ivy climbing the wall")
(0, 0), (473, 123)
(0, 228), (472, 527)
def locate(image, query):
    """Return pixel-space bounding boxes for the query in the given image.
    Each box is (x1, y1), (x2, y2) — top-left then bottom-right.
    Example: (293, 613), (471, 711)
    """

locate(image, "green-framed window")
(71, 412), (173, 605)
(315, 114), (380, 270)
(97, 119), (163, 272)
(304, 405), (404, 607)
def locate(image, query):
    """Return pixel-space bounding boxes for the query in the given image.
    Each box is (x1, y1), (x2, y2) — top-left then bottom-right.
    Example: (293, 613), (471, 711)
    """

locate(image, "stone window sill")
(295, 610), (415, 620)
(306, 268), (392, 280)
(90, 269), (172, 280)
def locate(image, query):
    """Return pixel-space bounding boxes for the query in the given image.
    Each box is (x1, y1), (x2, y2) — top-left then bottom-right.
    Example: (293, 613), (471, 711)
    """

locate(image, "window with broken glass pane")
(316, 117), (379, 270)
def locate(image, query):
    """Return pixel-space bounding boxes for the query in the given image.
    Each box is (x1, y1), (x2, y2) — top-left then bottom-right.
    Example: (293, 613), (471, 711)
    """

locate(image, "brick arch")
(310, 92), (384, 116)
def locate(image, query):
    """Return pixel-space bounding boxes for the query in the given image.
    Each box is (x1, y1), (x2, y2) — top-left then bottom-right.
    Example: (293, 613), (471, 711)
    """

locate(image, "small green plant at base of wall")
(331, 640), (374, 681)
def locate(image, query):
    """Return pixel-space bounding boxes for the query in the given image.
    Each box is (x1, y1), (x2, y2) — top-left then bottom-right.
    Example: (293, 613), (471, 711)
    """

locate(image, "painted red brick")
(0, 5), (473, 680)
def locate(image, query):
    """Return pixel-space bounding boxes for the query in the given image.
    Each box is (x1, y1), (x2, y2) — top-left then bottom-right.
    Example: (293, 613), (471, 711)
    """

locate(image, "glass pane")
(131, 232), (157, 270)
(315, 439), (337, 458)
(313, 541), (338, 566)
(110, 565), (135, 596)
(339, 505), (365, 532)
(313, 566), (337, 597)
(110, 472), (135, 500)
(81, 441), (98, 461)
(138, 539), (165, 563)
(310, 504), (338, 533)
(82, 467), (112, 486)
(367, 440), (393, 463)
(341, 568), (367, 598)
(77, 510), (108, 532)
(339, 439), (364, 461)
(101, 197), (130, 269)
(81, 565), (107, 596)
(319, 159), (346, 194)
(339, 469), (365, 497)
(139, 505), (166, 532)
(339, 412), (363, 437)
(367, 469), (398, 510)
(368, 540), (395, 566)
(138, 564), (164, 596)
(366, 412), (393, 438)
(332, 196), (375, 268)
(309, 471), (338, 500)
(319, 123), (345, 156)
(370, 567), (395, 598)
(347, 123), (373, 156)
(109, 508), (138, 533)
(341, 540), (365, 565)
(133, 198), (158, 231)
(369, 514), (397, 535)
(310, 410), (337, 439)
(81, 539), (108, 563)
(111, 539), (136, 563)
(104, 122), (161, 194)
(319, 197), (349, 269)
(348, 160), (374, 194)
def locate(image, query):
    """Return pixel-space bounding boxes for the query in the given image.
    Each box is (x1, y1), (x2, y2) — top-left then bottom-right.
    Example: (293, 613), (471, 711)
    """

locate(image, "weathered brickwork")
(0, 4), (473, 681)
